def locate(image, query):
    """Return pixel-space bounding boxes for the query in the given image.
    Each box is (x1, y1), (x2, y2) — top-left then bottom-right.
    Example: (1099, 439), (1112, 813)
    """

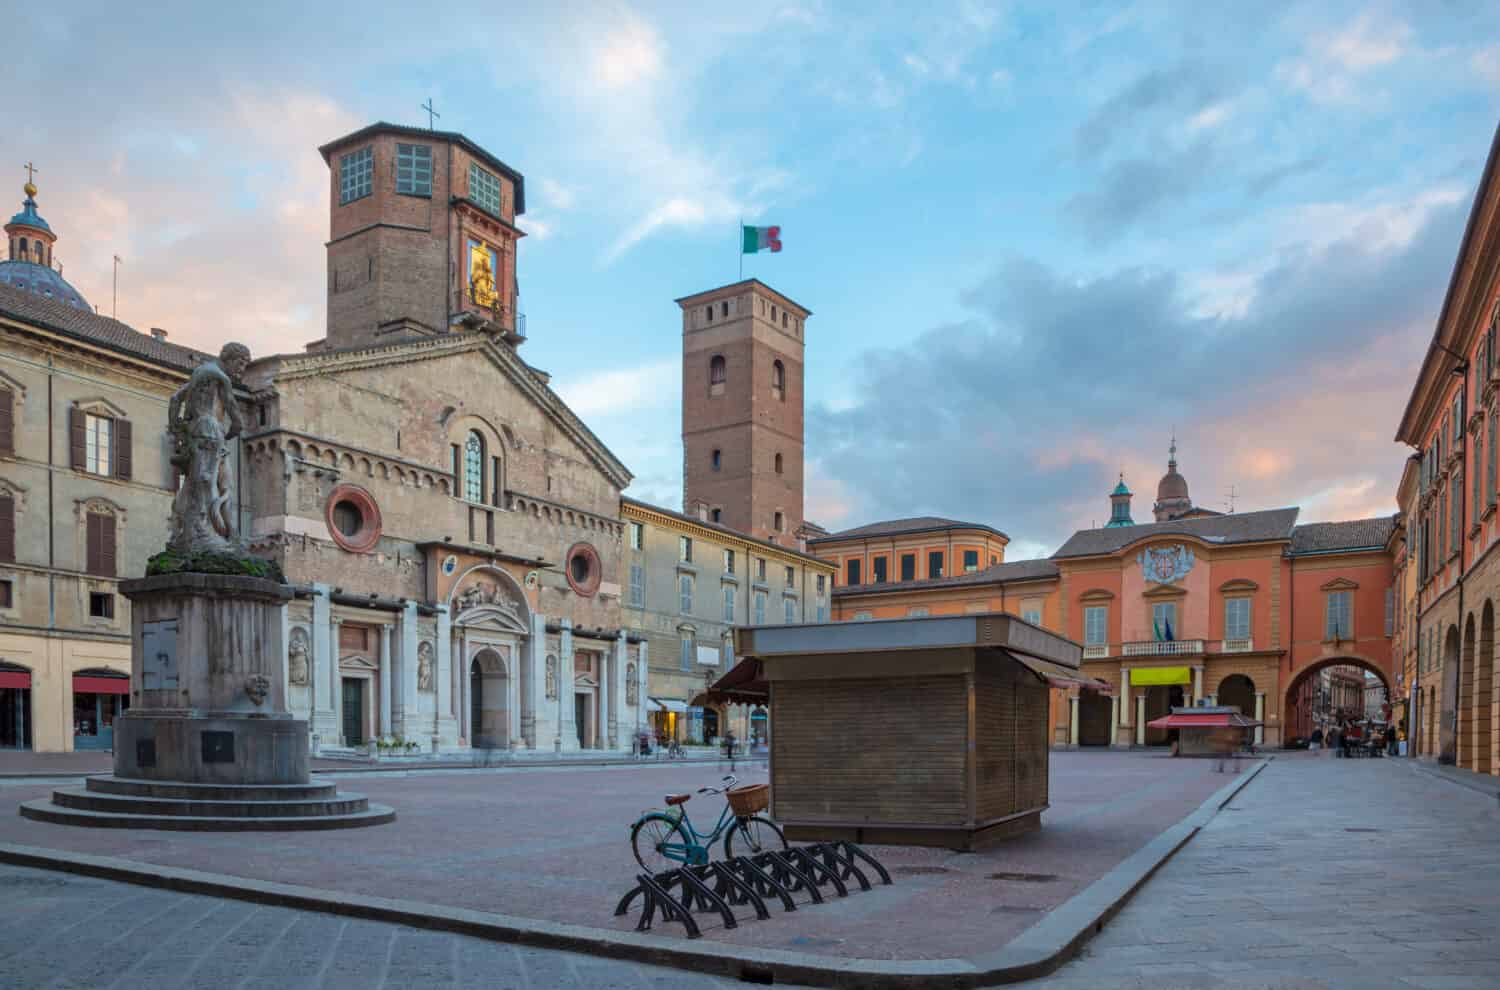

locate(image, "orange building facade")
(1394, 124), (1500, 775)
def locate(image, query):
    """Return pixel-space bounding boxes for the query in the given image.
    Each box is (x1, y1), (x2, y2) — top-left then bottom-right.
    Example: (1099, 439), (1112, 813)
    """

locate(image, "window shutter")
(100, 514), (116, 577)
(85, 514), (100, 575)
(114, 417), (132, 480)
(0, 387), (13, 456)
(69, 406), (86, 469)
(0, 493), (13, 562)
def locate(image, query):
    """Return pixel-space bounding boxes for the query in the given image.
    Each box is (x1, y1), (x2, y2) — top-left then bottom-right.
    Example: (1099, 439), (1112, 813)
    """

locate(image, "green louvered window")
(469, 163), (502, 216)
(396, 144), (431, 197)
(339, 147), (373, 205)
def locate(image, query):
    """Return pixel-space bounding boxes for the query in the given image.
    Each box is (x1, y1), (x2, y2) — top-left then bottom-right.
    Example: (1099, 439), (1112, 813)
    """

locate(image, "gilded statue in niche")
(417, 641), (435, 692)
(468, 240), (498, 310)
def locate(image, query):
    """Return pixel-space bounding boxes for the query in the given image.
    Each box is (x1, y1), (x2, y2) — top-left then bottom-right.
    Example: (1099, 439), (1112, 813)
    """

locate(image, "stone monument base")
(21, 776), (393, 831)
(112, 712), (310, 785)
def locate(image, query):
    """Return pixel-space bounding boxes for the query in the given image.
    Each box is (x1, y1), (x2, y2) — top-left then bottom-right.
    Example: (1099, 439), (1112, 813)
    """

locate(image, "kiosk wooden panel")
(736, 614), (1084, 850)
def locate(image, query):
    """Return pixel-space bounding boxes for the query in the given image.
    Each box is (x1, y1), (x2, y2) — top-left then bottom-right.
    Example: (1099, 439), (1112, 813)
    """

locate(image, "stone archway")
(1460, 615), (1477, 767)
(1218, 674), (1256, 718)
(469, 648), (509, 750)
(1442, 625), (1461, 763)
(1284, 655), (1392, 747)
(1475, 602), (1495, 774)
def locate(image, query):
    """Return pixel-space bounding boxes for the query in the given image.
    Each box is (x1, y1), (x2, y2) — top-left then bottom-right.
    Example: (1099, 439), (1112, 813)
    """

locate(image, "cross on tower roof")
(24, 162), (38, 185)
(421, 98), (440, 131)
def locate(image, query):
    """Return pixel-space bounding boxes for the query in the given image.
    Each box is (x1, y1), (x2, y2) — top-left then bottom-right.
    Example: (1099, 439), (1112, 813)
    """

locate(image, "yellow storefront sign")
(1127, 666), (1191, 686)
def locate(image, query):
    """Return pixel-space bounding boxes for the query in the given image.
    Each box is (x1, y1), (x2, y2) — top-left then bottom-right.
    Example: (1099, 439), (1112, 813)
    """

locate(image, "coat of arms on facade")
(1137, 544), (1195, 585)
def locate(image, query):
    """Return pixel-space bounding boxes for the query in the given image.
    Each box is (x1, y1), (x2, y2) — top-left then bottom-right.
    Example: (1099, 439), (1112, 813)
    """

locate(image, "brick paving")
(0, 751), (1228, 960)
(0, 862), (740, 989)
(1023, 753), (1500, 989)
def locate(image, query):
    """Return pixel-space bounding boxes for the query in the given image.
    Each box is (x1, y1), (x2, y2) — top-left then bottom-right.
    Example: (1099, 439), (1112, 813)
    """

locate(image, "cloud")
(552, 358), (679, 418)
(1472, 43), (1500, 86)
(1065, 139), (1219, 239)
(538, 178), (575, 211)
(811, 185), (1467, 551)
(1276, 11), (1411, 105)
(1074, 62), (1227, 160)
(590, 16), (664, 88)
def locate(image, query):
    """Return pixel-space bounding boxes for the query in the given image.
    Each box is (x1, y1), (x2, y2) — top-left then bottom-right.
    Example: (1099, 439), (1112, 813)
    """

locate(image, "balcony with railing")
(1220, 638), (1254, 653)
(1082, 644), (1110, 659)
(1120, 639), (1205, 658)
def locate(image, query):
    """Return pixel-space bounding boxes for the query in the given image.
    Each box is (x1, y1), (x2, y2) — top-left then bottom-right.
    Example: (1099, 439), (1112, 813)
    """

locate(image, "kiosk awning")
(1008, 652), (1113, 694)
(705, 657), (768, 705)
(1147, 711), (1261, 729)
(648, 697), (688, 714)
(74, 675), (129, 695)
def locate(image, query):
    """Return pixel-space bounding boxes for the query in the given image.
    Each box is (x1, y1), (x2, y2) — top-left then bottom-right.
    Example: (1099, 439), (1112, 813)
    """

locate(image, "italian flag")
(742, 225), (782, 254)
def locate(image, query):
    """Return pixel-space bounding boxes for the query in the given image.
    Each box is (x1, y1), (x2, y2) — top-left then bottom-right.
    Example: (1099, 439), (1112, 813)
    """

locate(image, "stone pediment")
(452, 567), (531, 634)
(265, 335), (631, 490)
(340, 654), (377, 671)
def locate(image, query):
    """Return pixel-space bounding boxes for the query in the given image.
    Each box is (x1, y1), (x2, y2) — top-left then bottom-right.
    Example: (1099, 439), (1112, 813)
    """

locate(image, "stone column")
(637, 640), (649, 744)
(1068, 695), (1080, 747)
(1254, 692), (1266, 747)
(378, 624), (392, 739)
(309, 583), (335, 751)
(1119, 669), (1131, 728)
(527, 612), (546, 749)
(330, 615), (343, 745)
(435, 604), (456, 748)
(457, 629), (469, 743)
(597, 646), (609, 750)
(1135, 693), (1146, 747)
(558, 620), (576, 751)
(396, 599), (419, 738)
(613, 631), (628, 750)
(1109, 694), (1121, 748)
(1192, 666), (1204, 705)
(507, 644), (520, 749)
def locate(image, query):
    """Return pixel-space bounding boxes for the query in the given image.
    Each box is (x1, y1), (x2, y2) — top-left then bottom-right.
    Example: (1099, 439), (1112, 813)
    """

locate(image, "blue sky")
(8, 1), (1500, 557)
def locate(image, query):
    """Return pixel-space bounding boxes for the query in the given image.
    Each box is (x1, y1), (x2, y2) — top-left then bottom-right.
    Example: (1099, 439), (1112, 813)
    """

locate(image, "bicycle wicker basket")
(725, 783), (769, 816)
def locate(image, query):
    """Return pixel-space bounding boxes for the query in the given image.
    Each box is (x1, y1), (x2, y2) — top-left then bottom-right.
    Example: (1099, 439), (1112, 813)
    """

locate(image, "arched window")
(711, 449), (722, 471)
(772, 360), (785, 399)
(17, 238), (27, 263)
(709, 355), (726, 386)
(464, 431), (485, 503)
(774, 452), (783, 474)
(774, 511), (784, 532)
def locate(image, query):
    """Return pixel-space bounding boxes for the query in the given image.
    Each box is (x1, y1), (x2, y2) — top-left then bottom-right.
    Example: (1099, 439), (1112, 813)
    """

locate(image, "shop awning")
(1128, 666), (1191, 686)
(704, 656), (768, 705)
(648, 697), (688, 714)
(0, 669), (31, 690)
(1147, 711), (1261, 729)
(74, 675), (129, 695)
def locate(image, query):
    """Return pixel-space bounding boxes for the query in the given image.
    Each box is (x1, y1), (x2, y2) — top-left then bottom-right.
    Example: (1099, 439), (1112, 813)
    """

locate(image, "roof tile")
(0, 282), (206, 372)
(1051, 507), (1301, 559)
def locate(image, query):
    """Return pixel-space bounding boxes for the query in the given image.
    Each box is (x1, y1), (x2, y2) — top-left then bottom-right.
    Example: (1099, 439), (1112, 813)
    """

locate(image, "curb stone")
(0, 758), (1269, 989)
(0, 755), (765, 781)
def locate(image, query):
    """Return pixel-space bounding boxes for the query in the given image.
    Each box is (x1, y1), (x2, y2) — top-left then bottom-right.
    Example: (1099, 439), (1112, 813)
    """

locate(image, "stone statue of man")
(167, 343), (250, 556)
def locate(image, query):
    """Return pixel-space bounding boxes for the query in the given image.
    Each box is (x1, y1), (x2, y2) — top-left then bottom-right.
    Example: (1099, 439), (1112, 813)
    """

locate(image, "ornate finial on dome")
(1168, 429), (1177, 469)
(23, 161), (38, 200)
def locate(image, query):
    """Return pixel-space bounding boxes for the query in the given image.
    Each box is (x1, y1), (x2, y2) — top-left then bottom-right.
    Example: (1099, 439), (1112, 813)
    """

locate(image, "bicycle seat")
(664, 793), (691, 806)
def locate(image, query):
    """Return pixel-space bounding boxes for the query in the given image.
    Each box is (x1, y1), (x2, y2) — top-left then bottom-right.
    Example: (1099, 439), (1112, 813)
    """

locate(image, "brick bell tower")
(679, 279), (808, 544)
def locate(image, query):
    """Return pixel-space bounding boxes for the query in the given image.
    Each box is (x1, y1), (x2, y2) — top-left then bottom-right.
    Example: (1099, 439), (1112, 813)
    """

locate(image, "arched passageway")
(1217, 674), (1256, 718)
(0, 661), (32, 750)
(1441, 625), (1461, 763)
(1474, 603), (1495, 774)
(1284, 657), (1391, 747)
(1077, 691), (1113, 746)
(470, 649), (510, 749)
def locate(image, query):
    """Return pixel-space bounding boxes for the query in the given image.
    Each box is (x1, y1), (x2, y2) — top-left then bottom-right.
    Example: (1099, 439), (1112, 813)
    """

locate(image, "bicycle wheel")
(723, 815), (787, 859)
(631, 814), (693, 874)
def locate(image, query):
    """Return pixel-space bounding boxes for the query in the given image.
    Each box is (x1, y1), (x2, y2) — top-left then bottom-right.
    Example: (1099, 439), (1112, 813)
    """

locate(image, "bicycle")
(629, 774), (787, 873)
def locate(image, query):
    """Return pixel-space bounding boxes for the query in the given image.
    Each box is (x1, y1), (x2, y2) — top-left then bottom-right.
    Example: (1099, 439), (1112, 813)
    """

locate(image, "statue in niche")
(166, 342), (250, 555)
(545, 654), (557, 699)
(417, 641), (435, 692)
(287, 628), (310, 686)
(626, 662), (638, 706)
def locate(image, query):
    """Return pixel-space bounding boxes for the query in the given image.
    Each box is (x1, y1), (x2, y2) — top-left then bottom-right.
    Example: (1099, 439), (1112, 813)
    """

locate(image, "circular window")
(324, 484), (382, 553)
(564, 542), (602, 597)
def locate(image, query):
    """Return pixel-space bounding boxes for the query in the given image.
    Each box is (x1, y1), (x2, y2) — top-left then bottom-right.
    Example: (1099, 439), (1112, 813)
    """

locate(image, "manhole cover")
(892, 866), (952, 876)
(1345, 827), (1380, 833)
(988, 872), (1059, 883)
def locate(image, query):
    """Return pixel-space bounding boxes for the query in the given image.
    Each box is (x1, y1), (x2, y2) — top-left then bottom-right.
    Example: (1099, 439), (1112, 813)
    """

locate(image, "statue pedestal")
(22, 573), (392, 829)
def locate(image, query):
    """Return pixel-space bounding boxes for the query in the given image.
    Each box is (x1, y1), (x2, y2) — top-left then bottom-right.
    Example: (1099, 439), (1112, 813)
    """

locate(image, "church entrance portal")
(470, 649), (509, 749)
(575, 694), (590, 748)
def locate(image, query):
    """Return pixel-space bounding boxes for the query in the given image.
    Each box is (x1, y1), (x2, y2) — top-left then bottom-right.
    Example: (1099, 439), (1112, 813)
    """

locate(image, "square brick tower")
(318, 123), (527, 350)
(679, 279), (809, 544)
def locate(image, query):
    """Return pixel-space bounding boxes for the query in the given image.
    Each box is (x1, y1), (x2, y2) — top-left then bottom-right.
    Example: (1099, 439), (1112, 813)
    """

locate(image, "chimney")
(149, 328), (168, 341)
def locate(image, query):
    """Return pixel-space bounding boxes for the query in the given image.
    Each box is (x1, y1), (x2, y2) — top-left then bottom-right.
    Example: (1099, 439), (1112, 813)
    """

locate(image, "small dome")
(8, 194), (52, 234)
(1112, 477), (1131, 496)
(1157, 467), (1189, 501)
(0, 260), (90, 310)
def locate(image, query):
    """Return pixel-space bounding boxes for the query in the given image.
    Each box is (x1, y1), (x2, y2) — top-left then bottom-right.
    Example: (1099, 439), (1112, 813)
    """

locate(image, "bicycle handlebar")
(696, 774), (739, 797)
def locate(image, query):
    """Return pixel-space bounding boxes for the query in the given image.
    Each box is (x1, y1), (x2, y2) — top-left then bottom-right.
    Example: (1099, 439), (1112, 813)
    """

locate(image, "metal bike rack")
(614, 841), (893, 937)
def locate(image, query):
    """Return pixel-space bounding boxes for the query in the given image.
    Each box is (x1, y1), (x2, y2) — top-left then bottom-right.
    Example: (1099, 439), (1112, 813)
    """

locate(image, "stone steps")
(51, 787), (371, 818)
(18, 798), (396, 831)
(84, 776), (338, 802)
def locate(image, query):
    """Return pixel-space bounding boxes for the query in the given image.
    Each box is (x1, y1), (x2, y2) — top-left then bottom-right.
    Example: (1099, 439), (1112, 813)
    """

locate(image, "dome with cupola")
(1, 175), (91, 311)
(1152, 439), (1193, 522)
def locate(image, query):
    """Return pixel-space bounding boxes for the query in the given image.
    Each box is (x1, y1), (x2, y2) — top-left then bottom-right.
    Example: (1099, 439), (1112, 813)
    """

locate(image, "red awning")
(1147, 712), (1261, 729)
(74, 675), (129, 695)
(0, 670), (31, 690)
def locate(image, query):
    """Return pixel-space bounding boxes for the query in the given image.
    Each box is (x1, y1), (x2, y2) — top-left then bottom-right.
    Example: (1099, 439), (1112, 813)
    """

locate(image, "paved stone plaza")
(0, 753), (1496, 987)
(0, 751), (1227, 961)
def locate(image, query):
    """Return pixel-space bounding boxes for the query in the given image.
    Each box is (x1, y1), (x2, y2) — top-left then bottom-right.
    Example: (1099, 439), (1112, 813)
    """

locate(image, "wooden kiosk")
(731, 613), (1087, 850)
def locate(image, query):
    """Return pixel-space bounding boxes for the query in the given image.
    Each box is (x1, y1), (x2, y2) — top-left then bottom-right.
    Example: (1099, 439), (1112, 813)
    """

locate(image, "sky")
(7, 1), (1500, 559)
